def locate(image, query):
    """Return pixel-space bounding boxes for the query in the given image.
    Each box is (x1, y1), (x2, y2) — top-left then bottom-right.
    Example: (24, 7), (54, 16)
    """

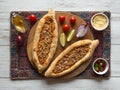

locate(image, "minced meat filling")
(37, 16), (55, 65)
(53, 45), (89, 73)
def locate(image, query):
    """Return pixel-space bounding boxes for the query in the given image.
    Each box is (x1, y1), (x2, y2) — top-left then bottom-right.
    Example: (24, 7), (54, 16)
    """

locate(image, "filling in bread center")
(53, 45), (90, 73)
(37, 16), (55, 65)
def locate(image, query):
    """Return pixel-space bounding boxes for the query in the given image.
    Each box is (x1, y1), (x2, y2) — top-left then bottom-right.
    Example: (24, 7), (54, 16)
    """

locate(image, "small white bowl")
(92, 58), (109, 75)
(91, 13), (109, 31)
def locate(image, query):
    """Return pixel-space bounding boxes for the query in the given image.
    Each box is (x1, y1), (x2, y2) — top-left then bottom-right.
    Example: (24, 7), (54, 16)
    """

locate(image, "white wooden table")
(0, 0), (120, 90)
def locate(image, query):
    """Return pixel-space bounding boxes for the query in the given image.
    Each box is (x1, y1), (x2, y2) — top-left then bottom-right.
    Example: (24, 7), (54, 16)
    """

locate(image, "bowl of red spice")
(92, 58), (109, 75)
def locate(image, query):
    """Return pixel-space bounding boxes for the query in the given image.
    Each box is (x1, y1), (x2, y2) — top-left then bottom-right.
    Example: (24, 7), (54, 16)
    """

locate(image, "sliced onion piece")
(76, 24), (88, 38)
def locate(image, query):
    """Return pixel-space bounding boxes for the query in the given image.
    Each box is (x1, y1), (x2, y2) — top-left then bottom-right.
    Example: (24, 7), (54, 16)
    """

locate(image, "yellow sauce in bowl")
(91, 13), (109, 31)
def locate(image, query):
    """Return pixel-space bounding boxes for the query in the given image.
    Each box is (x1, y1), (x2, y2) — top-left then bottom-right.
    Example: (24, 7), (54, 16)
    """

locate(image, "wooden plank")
(0, 46), (10, 77)
(0, 13), (120, 45)
(111, 20), (120, 45)
(0, 0), (120, 89)
(0, 77), (120, 90)
(0, 31), (9, 45)
(0, 0), (120, 12)
(0, 45), (119, 77)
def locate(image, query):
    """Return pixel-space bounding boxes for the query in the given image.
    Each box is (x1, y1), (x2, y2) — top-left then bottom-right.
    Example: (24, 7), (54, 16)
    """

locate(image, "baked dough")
(45, 39), (99, 77)
(32, 9), (58, 73)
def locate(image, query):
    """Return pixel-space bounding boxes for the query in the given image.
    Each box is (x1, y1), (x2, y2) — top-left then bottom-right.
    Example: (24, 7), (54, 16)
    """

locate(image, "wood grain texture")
(0, 78), (120, 90)
(27, 11), (94, 79)
(0, 0), (120, 89)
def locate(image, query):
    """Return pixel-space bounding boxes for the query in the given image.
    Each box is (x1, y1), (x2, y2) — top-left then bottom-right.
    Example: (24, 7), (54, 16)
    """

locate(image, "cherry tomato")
(102, 63), (106, 68)
(70, 16), (76, 24)
(63, 24), (70, 32)
(97, 59), (101, 64)
(29, 14), (37, 22)
(59, 15), (65, 23)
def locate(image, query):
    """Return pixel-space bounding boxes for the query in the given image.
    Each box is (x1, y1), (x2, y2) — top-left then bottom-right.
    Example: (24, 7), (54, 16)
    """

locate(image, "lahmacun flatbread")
(32, 9), (58, 73)
(45, 39), (99, 77)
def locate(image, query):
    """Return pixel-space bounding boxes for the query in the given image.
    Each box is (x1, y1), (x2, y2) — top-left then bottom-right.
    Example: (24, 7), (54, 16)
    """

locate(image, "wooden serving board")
(27, 12), (94, 79)
(10, 11), (111, 80)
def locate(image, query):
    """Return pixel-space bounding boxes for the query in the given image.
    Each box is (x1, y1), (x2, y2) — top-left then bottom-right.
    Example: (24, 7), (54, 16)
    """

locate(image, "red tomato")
(29, 14), (37, 22)
(63, 24), (70, 32)
(102, 63), (106, 68)
(97, 60), (101, 64)
(59, 15), (65, 23)
(70, 16), (76, 24)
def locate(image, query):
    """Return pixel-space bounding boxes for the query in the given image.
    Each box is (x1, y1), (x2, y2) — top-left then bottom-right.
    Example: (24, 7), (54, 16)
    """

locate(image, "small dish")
(11, 13), (27, 33)
(92, 58), (109, 75)
(91, 13), (109, 31)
